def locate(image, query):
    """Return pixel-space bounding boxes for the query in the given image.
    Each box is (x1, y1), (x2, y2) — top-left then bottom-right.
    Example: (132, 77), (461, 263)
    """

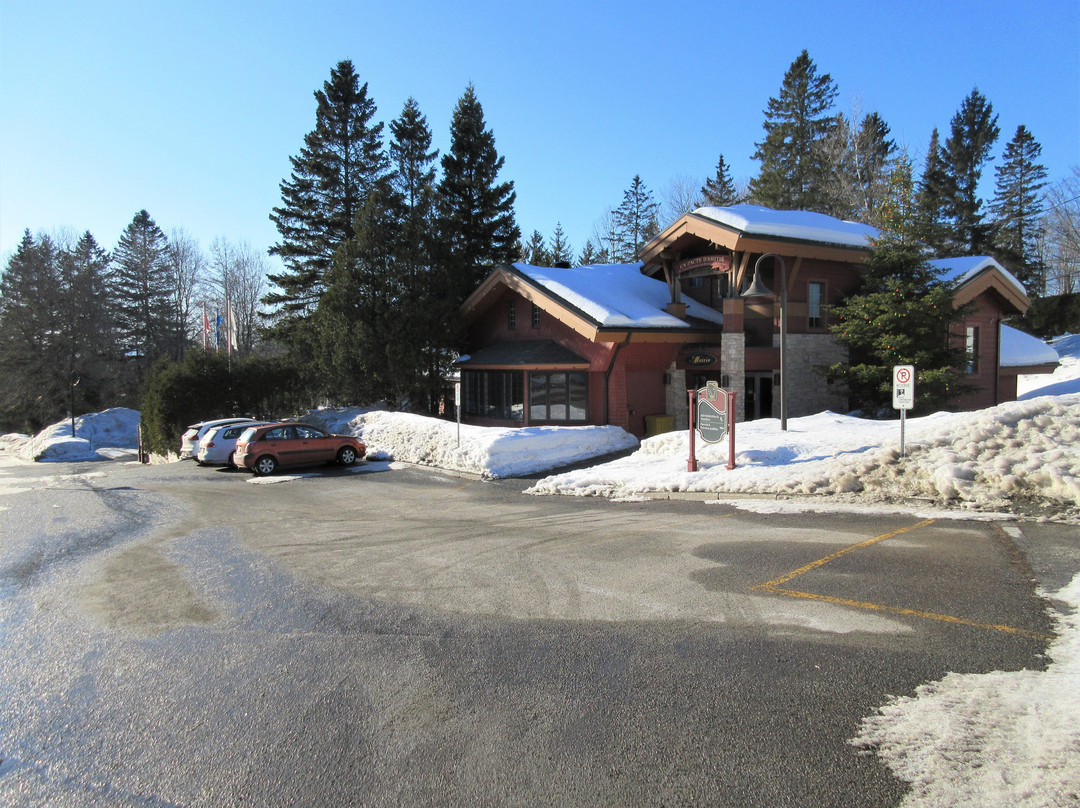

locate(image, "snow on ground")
(303, 407), (639, 479)
(0, 407), (140, 462)
(851, 573), (1080, 808)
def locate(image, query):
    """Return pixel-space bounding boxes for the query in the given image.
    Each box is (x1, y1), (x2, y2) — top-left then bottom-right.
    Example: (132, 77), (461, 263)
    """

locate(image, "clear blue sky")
(1, 0), (1077, 269)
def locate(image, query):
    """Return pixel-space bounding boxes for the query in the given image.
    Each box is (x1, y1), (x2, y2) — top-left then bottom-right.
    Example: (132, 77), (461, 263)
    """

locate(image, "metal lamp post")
(741, 253), (787, 431)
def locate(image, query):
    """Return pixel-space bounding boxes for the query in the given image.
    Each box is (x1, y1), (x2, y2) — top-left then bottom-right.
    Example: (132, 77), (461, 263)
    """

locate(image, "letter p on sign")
(893, 365), (915, 410)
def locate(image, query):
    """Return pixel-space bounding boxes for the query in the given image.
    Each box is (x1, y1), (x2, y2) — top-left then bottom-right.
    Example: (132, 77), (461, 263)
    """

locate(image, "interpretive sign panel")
(696, 384), (728, 443)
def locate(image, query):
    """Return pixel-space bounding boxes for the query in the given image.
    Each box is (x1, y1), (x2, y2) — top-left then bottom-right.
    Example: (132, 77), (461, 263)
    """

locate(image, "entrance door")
(745, 373), (773, 421)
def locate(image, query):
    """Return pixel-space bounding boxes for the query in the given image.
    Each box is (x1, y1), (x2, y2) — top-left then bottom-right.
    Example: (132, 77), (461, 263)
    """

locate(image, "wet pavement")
(0, 456), (1072, 807)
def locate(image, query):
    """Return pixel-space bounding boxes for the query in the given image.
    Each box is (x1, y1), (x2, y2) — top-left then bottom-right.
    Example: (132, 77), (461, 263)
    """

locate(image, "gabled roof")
(640, 204), (877, 271)
(929, 256), (1030, 313)
(460, 262), (723, 342)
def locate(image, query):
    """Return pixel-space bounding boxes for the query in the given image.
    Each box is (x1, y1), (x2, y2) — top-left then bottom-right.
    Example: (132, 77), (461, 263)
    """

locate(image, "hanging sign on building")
(685, 352), (717, 367)
(675, 255), (732, 275)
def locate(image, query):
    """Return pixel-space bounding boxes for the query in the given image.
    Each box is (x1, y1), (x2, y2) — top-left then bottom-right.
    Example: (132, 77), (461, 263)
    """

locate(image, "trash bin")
(644, 414), (675, 436)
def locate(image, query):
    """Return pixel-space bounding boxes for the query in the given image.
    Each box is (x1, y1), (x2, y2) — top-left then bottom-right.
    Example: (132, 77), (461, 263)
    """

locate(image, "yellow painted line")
(760, 585), (1051, 641)
(751, 518), (1050, 640)
(753, 519), (936, 590)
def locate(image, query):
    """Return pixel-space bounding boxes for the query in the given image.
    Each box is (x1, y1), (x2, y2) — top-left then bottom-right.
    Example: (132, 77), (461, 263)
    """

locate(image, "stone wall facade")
(777, 333), (848, 417)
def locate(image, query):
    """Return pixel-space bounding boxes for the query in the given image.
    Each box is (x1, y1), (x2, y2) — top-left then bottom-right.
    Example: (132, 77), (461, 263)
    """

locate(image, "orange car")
(233, 422), (366, 476)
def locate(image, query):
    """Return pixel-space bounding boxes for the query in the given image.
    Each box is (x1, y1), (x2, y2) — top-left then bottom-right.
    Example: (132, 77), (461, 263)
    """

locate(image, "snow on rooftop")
(512, 262), (724, 329)
(929, 255), (1028, 298)
(1001, 325), (1059, 367)
(694, 204), (878, 249)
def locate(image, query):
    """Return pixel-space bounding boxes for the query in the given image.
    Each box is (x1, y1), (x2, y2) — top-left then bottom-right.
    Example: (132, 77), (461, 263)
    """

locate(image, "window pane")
(569, 373), (587, 420)
(549, 373), (567, 420)
(512, 372), (524, 420)
(530, 373), (548, 420)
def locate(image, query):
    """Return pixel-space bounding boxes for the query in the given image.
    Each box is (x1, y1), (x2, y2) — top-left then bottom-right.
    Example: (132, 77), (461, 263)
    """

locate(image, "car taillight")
(205, 441), (215, 448)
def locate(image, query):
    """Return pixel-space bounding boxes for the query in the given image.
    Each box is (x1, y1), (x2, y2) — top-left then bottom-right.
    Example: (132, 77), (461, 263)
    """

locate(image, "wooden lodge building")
(456, 205), (1057, 437)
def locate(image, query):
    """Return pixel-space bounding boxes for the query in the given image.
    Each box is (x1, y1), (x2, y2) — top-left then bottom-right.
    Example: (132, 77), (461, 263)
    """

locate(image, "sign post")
(455, 381), (462, 447)
(892, 365), (914, 456)
(688, 382), (737, 471)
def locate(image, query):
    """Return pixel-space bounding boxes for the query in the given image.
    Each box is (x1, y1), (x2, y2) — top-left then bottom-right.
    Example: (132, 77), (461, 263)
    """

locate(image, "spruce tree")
(990, 125), (1048, 292)
(387, 97), (453, 413)
(824, 233), (973, 414)
(749, 50), (839, 211)
(613, 175), (659, 261)
(550, 222), (572, 265)
(942, 88), (1000, 254)
(915, 128), (953, 253)
(112, 210), (175, 377)
(701, 154), (740, 207)
(523, 230), (551, 266)
(61, 232), (120, 410)
(578, 239), (605, 265)
(435, 83), (520, 304)
(267, 60), (388, 345)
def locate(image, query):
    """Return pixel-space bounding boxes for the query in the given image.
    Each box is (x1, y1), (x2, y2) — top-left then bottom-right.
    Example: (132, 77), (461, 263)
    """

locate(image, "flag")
(226, 296), (237, 356)
(203, 305), (210, 351)
(215, 312), (222, 352)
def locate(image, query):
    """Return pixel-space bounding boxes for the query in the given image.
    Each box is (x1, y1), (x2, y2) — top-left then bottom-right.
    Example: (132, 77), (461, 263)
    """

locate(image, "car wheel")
(253, 455), (277, 476)
(337, 446), (357, 465)
(227, 451), (236, 469)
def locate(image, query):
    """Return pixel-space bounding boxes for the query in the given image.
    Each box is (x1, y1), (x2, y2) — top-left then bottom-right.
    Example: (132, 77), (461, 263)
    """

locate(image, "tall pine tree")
(942, 88), (1000, 254)
(613, 175), (659, 261)
(435, 83), (520, 304)
(990, 125), (1048, 292)
(915, 128), (953, 253)
(267, 60), (388, 347)
(112, 210), (175, 377)
(749, 50), (839, 211)
(701, 154), (740, 207)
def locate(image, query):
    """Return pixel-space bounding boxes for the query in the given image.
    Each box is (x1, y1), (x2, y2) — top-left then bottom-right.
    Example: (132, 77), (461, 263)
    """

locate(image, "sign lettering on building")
(675, 255), (732, 275)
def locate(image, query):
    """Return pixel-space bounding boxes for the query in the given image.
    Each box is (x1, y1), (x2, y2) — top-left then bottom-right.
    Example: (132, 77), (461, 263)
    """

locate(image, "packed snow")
(695, 204), (878, 248)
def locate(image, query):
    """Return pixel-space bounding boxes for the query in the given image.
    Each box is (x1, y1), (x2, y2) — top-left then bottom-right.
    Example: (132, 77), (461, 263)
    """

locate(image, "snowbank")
(304, 408), (639, 480)
(1, 408), (140, 462)
(851, 572), (1080, 808)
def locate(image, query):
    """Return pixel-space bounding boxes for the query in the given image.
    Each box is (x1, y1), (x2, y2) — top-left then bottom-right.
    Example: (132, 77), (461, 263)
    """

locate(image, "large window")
(529, 372), (588, 422)
(463, 370), (524, 420)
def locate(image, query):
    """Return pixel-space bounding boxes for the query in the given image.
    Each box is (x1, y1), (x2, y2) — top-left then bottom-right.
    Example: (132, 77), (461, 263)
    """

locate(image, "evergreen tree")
(578, 238), (606, 265)
(990, 125), (1048, 292)
(550, 222), (572, 265)
(61, 232), (120, 410)
(316, 188), (400, 405)
(914, 128), (953, 253)
(267, 60), (388, 345)
(523, 230), (551, 266)
(749, 50), (839, 211)
(613, 175), (659, 261)
(388, 97), (454, 413)
(112, 210), (175, 378)
(878, 155), (919, 246)
(701, 154), (740, 207)
(824, 233), (973, 414)
(942, 88), (1000, 254)
(435, 83), (520, 304)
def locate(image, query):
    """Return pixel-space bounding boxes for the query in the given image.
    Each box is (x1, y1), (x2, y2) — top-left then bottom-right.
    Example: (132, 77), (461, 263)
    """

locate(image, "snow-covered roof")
(511, 262), (724, 329)
(1000, 324), (1059, 367)
(693, 204), (878, 249)
(929, 256), (1028, 298)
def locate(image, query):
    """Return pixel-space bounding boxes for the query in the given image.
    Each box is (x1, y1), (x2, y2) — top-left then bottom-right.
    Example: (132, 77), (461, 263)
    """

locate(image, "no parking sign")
(892, 365), (915, 410)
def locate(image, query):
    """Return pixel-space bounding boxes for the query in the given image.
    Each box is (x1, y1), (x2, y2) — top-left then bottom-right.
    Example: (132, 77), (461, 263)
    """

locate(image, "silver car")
(179, 418), (257, 459)
(196, 422), (271, 467)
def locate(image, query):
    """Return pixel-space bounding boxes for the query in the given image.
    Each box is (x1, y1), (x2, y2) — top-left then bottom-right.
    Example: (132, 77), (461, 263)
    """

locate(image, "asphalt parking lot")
(0, 456), (1072, 807)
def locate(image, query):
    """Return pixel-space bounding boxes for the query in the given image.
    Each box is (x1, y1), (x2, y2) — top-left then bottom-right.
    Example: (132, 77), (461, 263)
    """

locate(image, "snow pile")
(1, 408), (140, 462)
(304, 408), (639, 480)
(850, 573), (1080, 808)
(1019, 333), (1080, 399)
(526, 396), (1080, 514)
